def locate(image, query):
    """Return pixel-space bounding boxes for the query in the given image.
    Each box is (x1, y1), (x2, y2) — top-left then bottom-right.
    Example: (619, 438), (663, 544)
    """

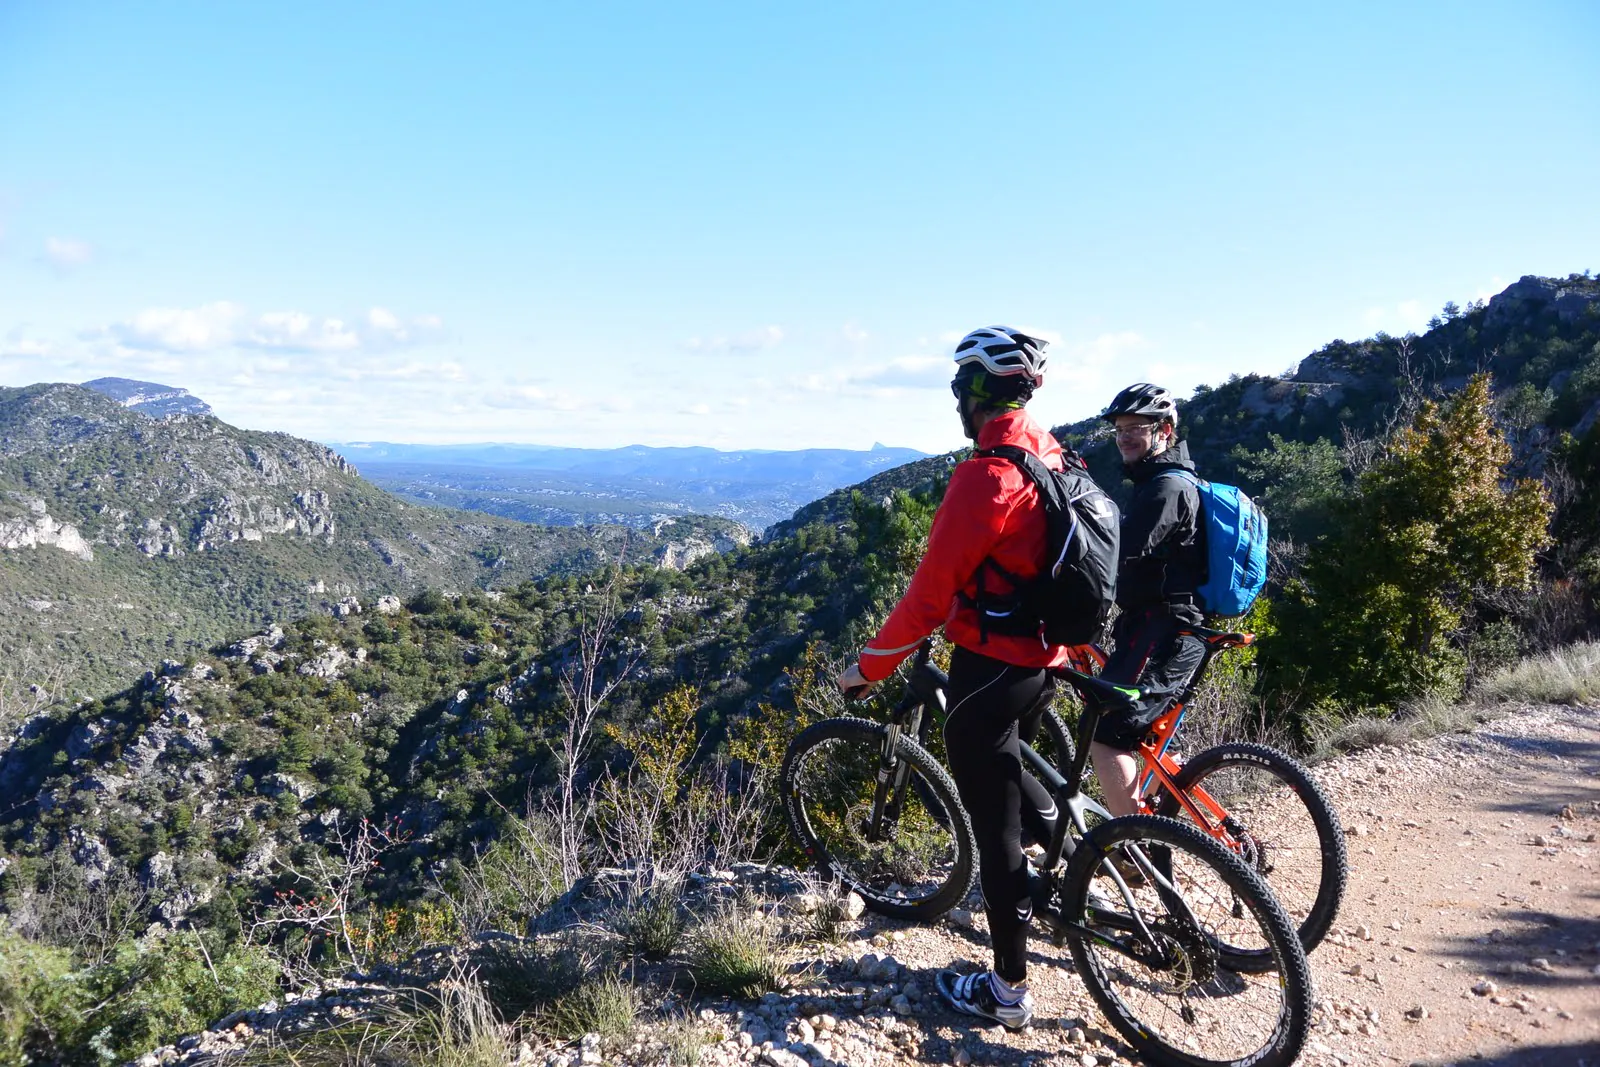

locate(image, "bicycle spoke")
(1183, 766), (1327, 934)
(789, 733), (962, 906)
(1071, 822), (1304, 1066)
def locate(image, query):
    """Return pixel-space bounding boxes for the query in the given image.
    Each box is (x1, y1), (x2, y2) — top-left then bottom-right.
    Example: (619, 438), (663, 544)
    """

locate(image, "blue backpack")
(1158, 470), (1269, 618)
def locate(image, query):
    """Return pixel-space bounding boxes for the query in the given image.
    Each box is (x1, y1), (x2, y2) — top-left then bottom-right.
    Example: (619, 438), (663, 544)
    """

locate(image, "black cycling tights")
(942, 645), (1057, 983)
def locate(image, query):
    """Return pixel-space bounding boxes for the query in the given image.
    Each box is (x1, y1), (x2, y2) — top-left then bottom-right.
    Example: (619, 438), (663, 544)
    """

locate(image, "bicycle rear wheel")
(780, 716), (975, 921)
(1059, 815), (1311, 1067)
(1156, 742), (1347, 966)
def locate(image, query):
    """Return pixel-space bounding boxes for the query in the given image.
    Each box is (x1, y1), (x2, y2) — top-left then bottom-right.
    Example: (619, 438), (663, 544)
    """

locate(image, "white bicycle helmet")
(952, 326), (1048, 385)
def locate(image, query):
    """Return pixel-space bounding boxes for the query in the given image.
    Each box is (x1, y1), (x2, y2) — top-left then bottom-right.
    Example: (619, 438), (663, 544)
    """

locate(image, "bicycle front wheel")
(780, 716), (975, 921)
(1156, 742), (1347, 966)
(1059, 815), (1312, 1067)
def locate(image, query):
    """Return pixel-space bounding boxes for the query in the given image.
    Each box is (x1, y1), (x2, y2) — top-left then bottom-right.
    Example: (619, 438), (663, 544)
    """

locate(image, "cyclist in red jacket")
(837, 326), (1075, 1030)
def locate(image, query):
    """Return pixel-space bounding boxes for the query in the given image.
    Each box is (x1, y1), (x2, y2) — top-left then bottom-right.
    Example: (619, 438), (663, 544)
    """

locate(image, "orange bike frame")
(1124, 631), (1254, 852)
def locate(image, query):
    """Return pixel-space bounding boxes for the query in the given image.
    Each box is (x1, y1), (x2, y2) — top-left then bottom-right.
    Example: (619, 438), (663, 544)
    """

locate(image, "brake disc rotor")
(1152, 914), (1219, 990)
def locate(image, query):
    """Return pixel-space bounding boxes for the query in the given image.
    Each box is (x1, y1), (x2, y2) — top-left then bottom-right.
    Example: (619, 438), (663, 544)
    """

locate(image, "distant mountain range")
(333, 441), (929, 532)
(69, 381), (929, 532)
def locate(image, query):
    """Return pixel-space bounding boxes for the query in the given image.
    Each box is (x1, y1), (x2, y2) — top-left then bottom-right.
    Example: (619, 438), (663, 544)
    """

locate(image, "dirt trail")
(821, 702), (1600, 1067)
(1293, 703), (1600, 1066)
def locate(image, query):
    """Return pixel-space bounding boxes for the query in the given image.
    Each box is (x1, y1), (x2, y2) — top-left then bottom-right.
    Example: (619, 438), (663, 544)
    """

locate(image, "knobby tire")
(780, 716), (975, 921)
(1157, 741), (1347, 967)
(1059, 815), (1312, 1067)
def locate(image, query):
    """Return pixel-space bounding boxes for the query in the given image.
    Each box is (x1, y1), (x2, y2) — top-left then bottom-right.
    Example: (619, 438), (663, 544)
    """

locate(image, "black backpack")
(967, 444), (1121, 647)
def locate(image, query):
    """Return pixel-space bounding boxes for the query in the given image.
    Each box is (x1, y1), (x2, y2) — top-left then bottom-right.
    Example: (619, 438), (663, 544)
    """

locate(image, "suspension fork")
(866, 705), (923, 841)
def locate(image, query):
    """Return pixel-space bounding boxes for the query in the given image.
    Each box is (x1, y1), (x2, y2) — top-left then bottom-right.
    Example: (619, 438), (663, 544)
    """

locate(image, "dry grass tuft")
(686, 899), (789, 999)
(1472, 641), (1600, 708)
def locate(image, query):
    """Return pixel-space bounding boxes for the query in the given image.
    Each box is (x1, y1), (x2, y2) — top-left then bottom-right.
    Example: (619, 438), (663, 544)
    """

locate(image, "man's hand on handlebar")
(836, 663), (876, 701)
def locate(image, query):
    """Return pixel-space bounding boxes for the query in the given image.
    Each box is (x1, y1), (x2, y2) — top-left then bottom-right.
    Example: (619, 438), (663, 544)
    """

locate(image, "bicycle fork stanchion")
(866, 722), (905, 843)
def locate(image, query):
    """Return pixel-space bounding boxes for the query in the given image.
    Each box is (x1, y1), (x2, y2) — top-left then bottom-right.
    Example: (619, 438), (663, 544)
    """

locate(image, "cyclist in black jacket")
(1092, 383), (1208, 817)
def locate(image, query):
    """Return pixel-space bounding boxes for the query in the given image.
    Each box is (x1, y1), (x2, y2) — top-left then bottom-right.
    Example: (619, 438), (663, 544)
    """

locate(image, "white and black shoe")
(934, 969), (1034, 1030)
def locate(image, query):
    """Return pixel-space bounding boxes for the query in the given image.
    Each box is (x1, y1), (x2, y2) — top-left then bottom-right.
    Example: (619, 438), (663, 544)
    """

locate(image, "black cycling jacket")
(1117, 440), (1204, 623)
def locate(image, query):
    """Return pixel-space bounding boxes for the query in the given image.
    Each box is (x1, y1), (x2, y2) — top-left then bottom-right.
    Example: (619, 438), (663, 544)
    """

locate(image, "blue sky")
(2, 2), (1596, 452)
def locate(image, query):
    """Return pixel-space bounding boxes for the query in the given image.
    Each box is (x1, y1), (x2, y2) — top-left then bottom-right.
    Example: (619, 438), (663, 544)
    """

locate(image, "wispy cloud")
(42, 236), (93, 270)
(1061, 330), (1146, 366)
(245, 311), (360, 352)
(683, 325), (784, 353)
(96, 302), (444, 355)
(106, 301), (246, 352)
(327, 358), (466, 382)
(794, 354), (949, 395)
(0, 331), (52, 359)
(482, 384), (584, 412)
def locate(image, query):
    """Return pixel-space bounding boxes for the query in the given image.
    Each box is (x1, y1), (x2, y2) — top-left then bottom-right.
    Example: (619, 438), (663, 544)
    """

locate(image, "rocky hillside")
(82, 377), (215, 418)
(101, 701), (1600, 1067)
(0, 384), (747, 699)
(1064, 273), (1600, 492)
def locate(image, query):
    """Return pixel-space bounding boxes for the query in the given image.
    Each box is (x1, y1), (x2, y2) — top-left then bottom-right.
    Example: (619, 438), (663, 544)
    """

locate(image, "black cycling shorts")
(1093, 607), (1205, 751)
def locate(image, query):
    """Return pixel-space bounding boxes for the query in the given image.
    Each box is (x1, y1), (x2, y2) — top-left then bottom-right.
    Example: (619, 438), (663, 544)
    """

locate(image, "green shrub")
(0, 926), (89, 1067)
(686, 903), (787, 999)
(534, 975), (640, 1041)
(90, 931), (280, 1062)
(615, 889), (687, 961)
(1260, 376), (1552, 725)
(0, 927), (278, 1066)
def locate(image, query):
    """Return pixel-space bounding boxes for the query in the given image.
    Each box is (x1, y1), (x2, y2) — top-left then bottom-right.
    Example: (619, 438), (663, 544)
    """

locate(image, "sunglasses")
(1113, 422), (1161, 440)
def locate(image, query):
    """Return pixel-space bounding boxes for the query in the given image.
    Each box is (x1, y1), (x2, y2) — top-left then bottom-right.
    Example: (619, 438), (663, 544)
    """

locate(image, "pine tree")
(1262, 375), (1551, 715)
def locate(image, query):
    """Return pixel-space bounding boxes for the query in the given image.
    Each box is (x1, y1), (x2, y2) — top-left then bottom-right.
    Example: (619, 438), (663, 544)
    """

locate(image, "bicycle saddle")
(1178, 625), (1254, 648)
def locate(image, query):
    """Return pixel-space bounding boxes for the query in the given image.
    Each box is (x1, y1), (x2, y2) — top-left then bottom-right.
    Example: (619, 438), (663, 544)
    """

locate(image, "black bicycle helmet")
(1101, 382), (1178, 425)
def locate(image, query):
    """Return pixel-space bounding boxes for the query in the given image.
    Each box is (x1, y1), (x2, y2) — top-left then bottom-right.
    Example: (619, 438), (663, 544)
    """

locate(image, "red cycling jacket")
(858, 407), (1083, 683)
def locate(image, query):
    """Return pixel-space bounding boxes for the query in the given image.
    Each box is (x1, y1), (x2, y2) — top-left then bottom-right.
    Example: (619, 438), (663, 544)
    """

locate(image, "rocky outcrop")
(191, 489), (339, 550)
(653, 525), (752, 571)
(82, 377), (214, 418)
(1239, 379), (1343, 420)
(1485, 274), (1600, 329)
(0, 498), (95, 560)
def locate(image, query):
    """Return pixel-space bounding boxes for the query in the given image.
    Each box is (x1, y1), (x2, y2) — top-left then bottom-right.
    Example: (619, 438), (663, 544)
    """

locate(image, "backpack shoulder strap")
(975, 445), (1067, 511)
(1154, 468), (1202, 487)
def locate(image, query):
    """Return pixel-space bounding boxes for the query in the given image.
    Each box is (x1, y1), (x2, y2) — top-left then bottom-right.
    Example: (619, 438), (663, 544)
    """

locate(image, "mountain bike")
(780, 626), (1347, 968)
(780, 640), (1313, 1067)
(1040, 625), (1347, 966)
